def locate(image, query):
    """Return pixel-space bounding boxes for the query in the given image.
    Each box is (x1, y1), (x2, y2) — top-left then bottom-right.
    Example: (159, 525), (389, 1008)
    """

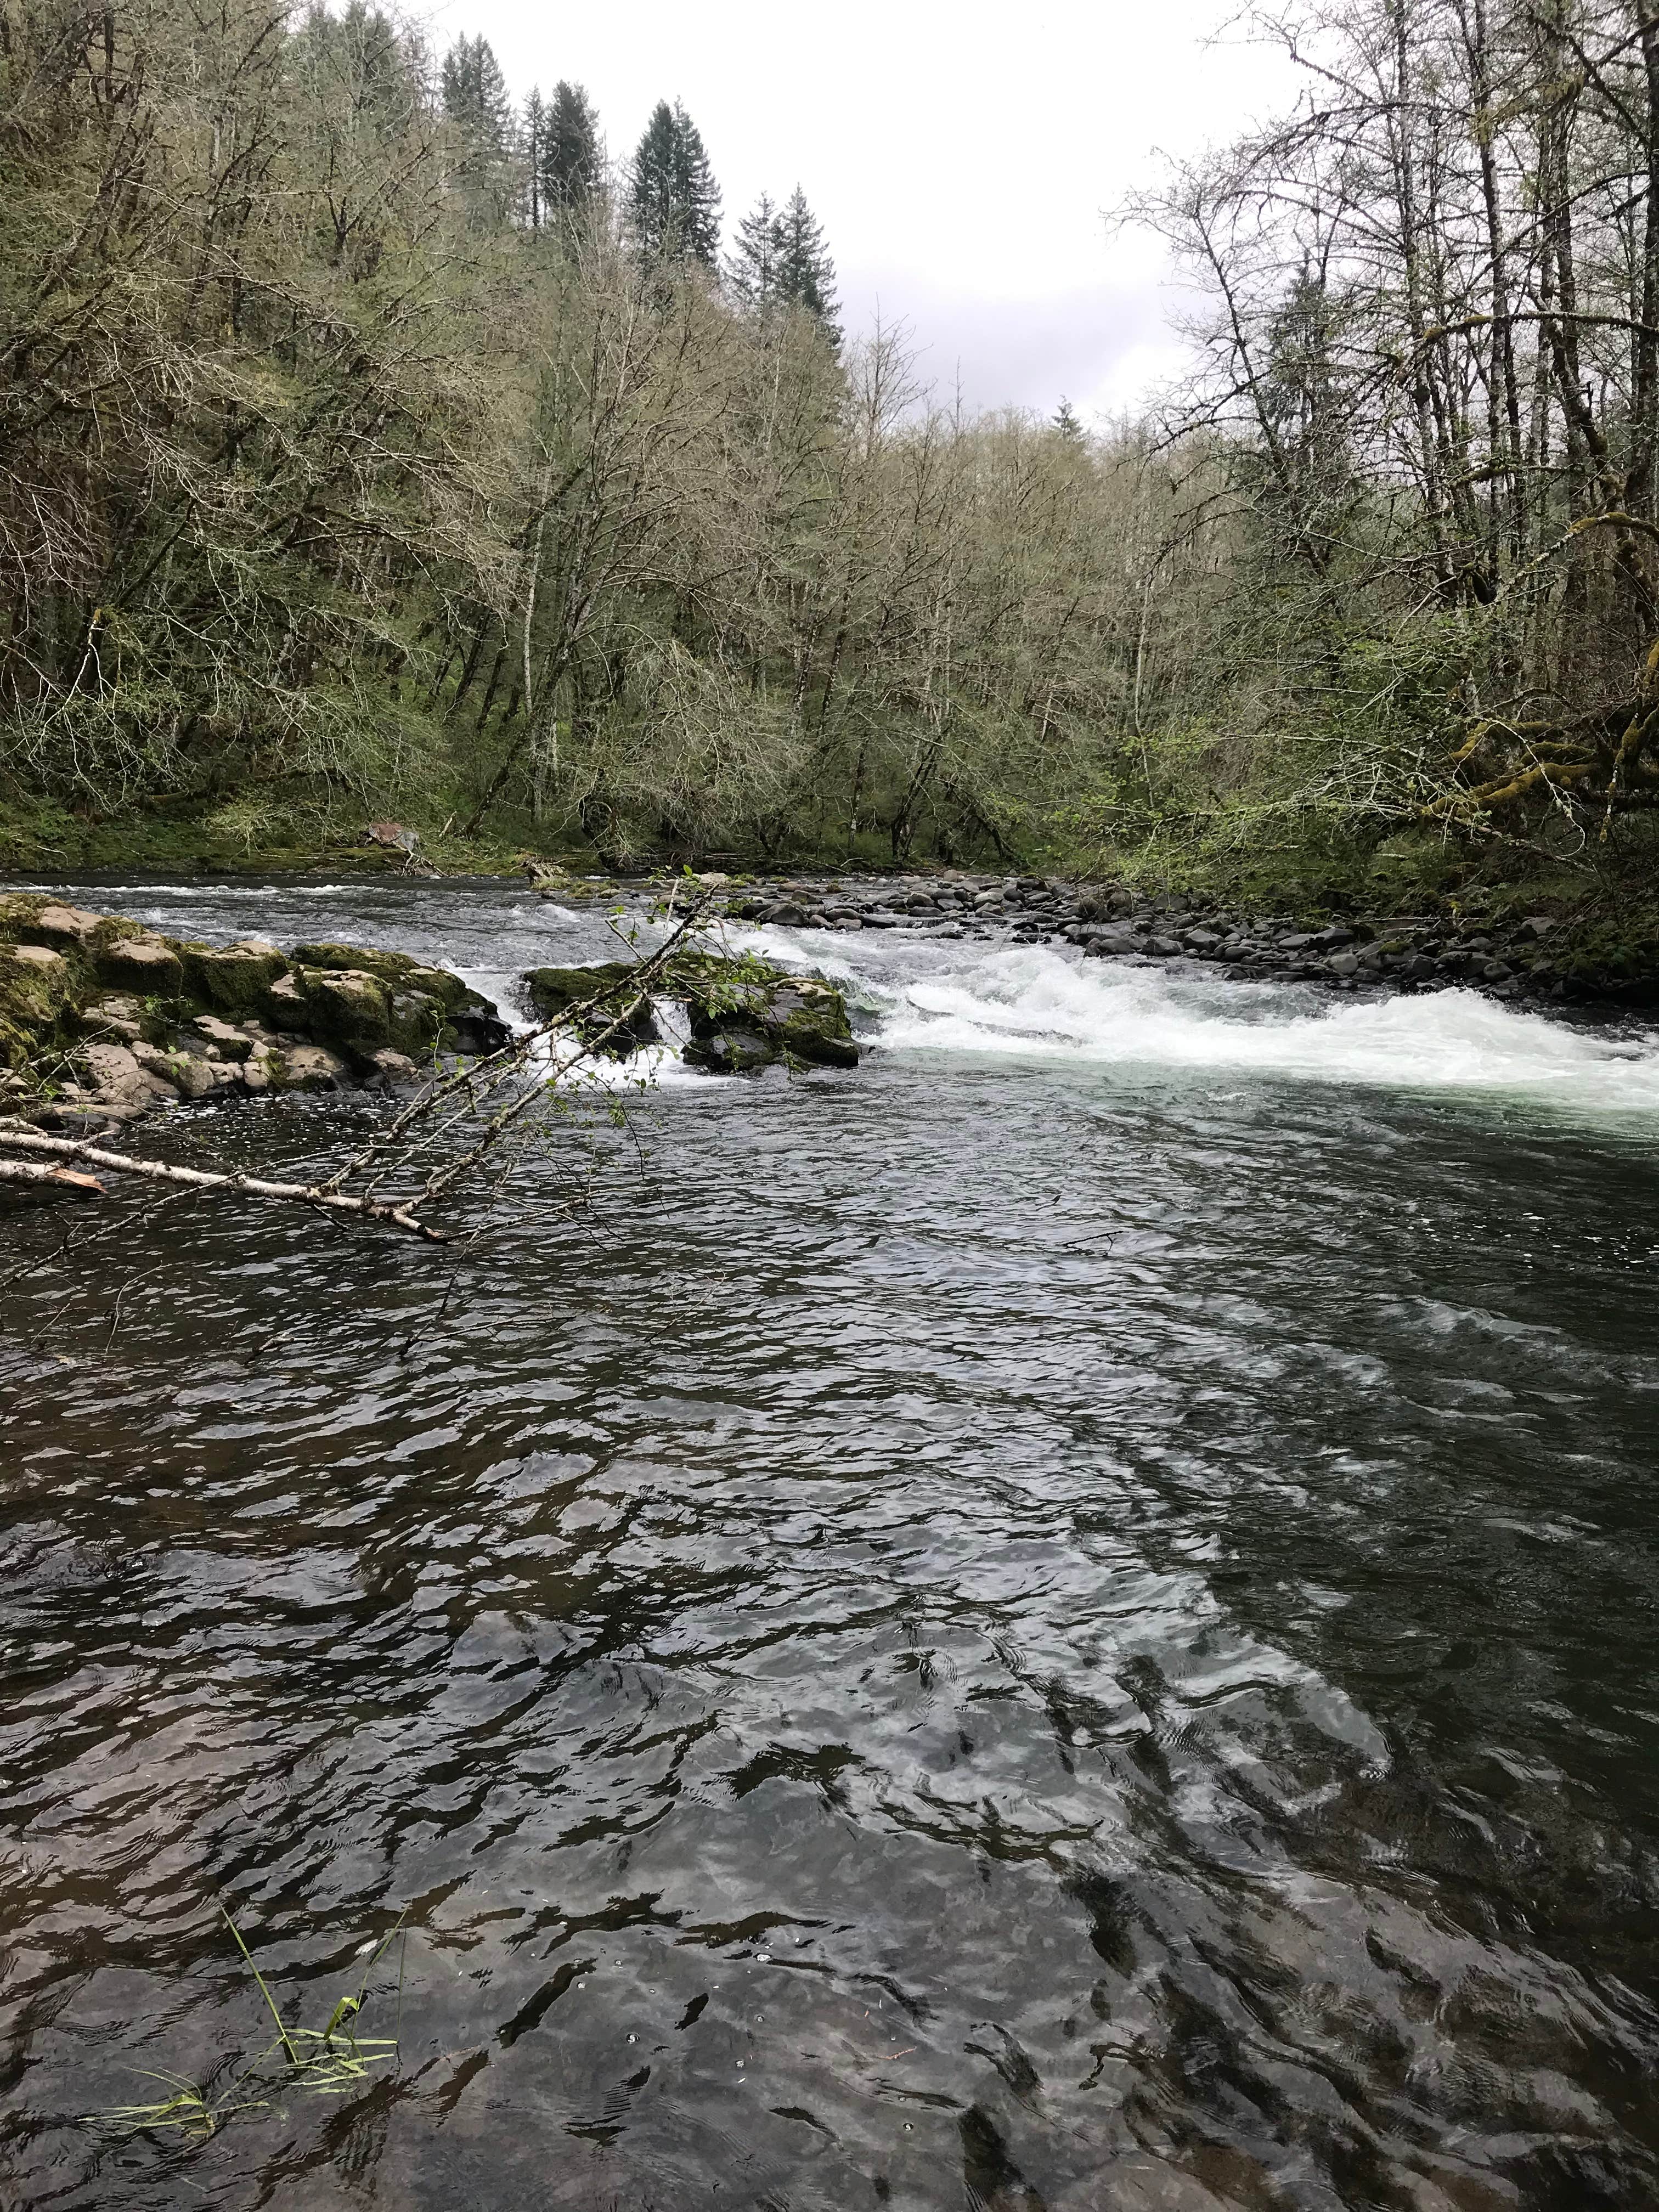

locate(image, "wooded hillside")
(7, 0), (1659, 899)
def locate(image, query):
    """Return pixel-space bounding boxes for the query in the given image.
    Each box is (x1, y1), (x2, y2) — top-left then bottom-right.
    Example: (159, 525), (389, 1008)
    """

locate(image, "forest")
(7, 0), (1659, 905)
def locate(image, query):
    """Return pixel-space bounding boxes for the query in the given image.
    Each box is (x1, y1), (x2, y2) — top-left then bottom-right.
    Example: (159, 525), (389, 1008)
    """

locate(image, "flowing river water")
(3, 875), (1659, 2212)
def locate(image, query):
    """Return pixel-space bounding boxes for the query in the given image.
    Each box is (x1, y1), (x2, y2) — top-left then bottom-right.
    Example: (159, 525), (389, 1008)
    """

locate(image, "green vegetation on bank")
(7, 0), (1659, 933)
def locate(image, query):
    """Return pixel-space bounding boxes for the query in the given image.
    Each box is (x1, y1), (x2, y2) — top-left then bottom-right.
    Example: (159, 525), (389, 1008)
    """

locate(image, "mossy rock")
(291, 941), (467, 1011)
(524, 962), (659, 1054)
(387, 990), (448, 1054)
(768, 981), (859, 1069)
(524, 952), (861, 1076)
(0, 893), (50, 943)
(0, 944), (75, 1071)
(682, 1026), (776, 1073)
(682, 963), (858, 1073)
(95, 933), (183, 995)
(177, 939), (290, 1015)
(294, 965), (392, 1048)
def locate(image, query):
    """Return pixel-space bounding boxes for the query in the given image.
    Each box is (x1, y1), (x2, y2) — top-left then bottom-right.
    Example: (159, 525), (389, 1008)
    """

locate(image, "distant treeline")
(4, 0), (1659, 891)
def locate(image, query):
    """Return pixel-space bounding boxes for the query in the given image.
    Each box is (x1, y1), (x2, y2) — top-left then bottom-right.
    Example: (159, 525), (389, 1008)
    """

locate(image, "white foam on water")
(830, 941), (1659, 1116)
(13, 882), (359, 901)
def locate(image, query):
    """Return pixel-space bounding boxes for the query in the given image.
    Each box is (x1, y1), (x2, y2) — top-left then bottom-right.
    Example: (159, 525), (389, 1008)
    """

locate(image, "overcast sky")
(436, 0), (1296, 421)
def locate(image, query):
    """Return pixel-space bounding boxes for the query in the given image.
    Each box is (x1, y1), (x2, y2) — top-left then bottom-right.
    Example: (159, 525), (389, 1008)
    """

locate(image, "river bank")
(10, 794), (1659, 1008)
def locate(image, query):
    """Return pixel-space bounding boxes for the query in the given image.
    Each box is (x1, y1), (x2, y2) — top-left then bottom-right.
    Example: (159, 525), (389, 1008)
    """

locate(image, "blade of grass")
(221, 1907), (300, 2067)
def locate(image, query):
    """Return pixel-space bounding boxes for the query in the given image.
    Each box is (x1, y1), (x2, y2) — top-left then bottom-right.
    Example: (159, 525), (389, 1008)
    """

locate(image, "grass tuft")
(87, 1906), (407, 2143)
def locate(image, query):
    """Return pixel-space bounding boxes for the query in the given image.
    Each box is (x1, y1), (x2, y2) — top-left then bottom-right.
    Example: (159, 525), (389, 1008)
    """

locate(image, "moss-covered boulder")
(680, 1024), (777, 1073)
(295, 966), (393, 1050)
(293, 942), (506, 1051)
(97, 932), (184, 996)
(521, 952), (860, 1075)
(292, 942), (464, 1007)
(524, 962), (661, 1054)
(177, 939), (289, 1016)
(0, 942), (76, 1070)
(681, 960), (859, 1074)
(765, 979), (859, 1069)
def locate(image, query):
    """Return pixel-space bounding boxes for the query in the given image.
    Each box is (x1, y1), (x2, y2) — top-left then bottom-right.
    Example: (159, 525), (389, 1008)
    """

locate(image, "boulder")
(10, 944), (69, 986)
(132, 1041), (211, 1098)
(682, 961), (859, 1075)
(277, 1043), (351, 1091)
(81, 993), (146, 1042)
(179, 939), (289, 1016)
(524, 963), (659, 1054)
(767, 980), (860, 1069)
(96, 932), (183, 996)
(364, 1047), (423, 1089)
(267, 973), (309, 1031)
(295, 966), (391, 1049)
(682, 1026), (776, 1073)
(0, 942), (77, 1069)
(19, 901), (104, 950)
(1082, 927), (1143, 958)
(291, 943), (500, 1049)
(74, 1041), (179, 1119)
(387, 992), (445, 1055)
(189, 1014), (254, 1062)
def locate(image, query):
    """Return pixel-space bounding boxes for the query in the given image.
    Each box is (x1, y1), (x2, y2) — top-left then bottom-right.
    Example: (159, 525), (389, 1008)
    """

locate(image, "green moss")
(0, 945), (75, 1070)
(294, 966), (392, 1048)
(176, 940), (290, 1015)
(524, 963), (658, 1054)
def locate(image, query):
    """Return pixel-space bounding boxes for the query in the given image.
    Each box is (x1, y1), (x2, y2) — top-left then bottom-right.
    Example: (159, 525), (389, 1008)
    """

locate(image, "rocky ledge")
(0, 896), (509, 1131)
(714, 872), (1640, 1004)
(525, 958), (859, 1073)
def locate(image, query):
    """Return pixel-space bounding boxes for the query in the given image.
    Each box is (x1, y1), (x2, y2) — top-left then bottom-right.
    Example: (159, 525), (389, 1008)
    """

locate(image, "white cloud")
(442, 0), (1297, 415)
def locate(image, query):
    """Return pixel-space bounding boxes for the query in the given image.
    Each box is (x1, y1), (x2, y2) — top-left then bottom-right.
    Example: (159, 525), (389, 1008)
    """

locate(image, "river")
(3, 874), (1658, 2211)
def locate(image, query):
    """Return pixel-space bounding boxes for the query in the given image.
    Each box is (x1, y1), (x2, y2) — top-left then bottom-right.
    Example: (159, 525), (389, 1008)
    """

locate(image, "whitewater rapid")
(736, 923), (1659, 1120)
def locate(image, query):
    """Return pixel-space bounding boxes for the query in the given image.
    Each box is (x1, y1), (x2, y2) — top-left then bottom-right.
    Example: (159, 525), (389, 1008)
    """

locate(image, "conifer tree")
(774, 186), (839, 346)
(524, 88), (545, 230)
(442, 35), (513, 160)
(1053, 398), (1085, 442)
(542, 80), (603, 214)
(627, 99), (721, 268)
(727, 192), (781, 308)
(442, 35), (516, 222)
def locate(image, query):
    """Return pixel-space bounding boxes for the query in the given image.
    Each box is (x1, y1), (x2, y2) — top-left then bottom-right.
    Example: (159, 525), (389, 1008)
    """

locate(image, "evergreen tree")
(1053, 397), (1085, 442)
(627, 99), (720, 268)
(542, 80), (603, 215)
(727, 191), (780, 308)
(442, 35), (515, 223)
(524, 88), (545, 230)
(441, 35), (512, 160)
(774, 186), (839, 346)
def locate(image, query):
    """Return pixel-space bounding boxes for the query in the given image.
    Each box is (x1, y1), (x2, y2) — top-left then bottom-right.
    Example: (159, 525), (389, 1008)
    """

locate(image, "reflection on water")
(2, 877), (1657, 2210)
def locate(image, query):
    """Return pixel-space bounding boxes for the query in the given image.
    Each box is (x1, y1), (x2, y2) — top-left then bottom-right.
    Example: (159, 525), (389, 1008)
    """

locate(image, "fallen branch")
(0, 1160), (106, 1195)
(0, 1128), (445, 1240)
(0, 885), (722, 1242)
